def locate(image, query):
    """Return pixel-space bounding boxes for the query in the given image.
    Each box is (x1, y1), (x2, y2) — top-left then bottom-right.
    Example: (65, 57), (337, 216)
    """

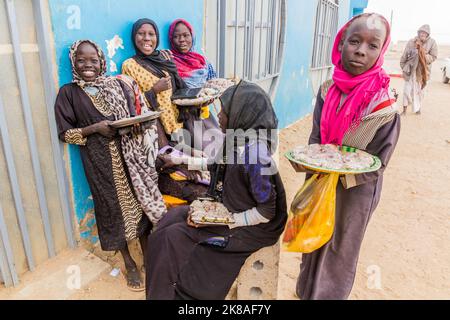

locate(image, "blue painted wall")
(273, 0), (318, 129)
(48, 0), (204, 243)
(350, 0), (368, 17)
(273, 0), (368, 129)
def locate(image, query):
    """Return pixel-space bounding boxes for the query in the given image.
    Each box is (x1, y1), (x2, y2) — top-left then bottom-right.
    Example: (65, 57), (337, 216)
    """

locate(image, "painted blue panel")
(273, 0), (318, 129)
(48, 0), (204, 241)
(350, 0), (369, 17)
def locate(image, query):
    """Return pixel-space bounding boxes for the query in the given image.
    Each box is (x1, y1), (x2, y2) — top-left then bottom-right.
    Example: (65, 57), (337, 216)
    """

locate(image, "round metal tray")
(285, 145), (382, 174)
(110, 112), (161, 129)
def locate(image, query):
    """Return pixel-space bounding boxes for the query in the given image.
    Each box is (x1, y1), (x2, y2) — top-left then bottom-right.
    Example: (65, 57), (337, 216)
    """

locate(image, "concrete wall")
(0, 0), (68, 277)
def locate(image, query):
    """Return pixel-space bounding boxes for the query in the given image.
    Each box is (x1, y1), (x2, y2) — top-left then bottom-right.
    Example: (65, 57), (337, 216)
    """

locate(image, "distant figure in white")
(400, 25), (438, 115)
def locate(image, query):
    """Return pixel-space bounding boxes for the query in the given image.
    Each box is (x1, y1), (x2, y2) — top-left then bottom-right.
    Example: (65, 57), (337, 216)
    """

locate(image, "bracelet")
(244, 211), (249, 226)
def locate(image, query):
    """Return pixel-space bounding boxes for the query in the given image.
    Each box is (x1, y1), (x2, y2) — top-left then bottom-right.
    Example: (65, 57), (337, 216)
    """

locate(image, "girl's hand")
(290, 162), (317, 175)
(131, 123), (145, 137)
(201, 98), (215, 107)
(186, 212), (208, 228)
(153, 77), (172, 94)
(158, 154), (179, 170)
(180, 169), (201, 183)
(161, 50), (174, 60)
(95, 120), (117, 138)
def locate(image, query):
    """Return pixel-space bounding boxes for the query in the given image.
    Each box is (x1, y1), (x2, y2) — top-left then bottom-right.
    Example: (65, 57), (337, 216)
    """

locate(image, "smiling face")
(74, 42), (101, 82)
(135, 23), (158, 56)
(339, 16), (387, 76)
(172, 22), (193, 53)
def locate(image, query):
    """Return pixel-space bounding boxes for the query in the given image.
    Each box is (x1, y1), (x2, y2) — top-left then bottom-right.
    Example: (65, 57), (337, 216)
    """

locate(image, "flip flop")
(124, 267), (145, 292)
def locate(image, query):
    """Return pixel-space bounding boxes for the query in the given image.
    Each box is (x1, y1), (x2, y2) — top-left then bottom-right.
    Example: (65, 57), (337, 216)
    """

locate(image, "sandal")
(124, 267), (145, 292)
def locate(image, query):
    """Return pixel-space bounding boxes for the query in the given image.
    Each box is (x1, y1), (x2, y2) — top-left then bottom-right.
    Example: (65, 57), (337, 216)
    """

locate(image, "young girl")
(122, 19), (185, 139)
(169, 19), (223, 154)
(294, 13), (401, 300)
(122, 19), (209, 203)
(54, 40), (166, 291)
(169, 18), (217, 88)
(144, 81), (287, 300)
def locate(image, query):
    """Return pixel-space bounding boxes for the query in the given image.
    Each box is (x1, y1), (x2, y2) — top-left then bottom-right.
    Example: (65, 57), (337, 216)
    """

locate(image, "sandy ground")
(2, 46), (449, 300)
(277, 46), (450, 300)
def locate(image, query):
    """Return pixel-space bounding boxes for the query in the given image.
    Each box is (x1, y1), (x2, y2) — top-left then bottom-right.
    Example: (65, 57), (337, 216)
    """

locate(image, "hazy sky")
(366, 0), (450, 44)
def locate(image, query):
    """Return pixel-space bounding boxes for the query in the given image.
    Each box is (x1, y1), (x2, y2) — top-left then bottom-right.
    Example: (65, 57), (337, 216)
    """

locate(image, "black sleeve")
(54, 86), (76, 141)
(309, 87), (324, 145)
(144, 89), (160, 111)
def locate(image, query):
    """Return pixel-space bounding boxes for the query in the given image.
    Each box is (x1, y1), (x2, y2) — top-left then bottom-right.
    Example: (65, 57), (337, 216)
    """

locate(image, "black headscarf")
(206, 81), (279, 200)
(131, 18), (186, 90)
(220, 80), (279, 153)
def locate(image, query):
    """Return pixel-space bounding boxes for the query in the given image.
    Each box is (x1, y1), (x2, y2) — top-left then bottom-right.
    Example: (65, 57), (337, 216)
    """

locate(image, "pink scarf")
(169, 19), (207, 78)
(320, 14), (391, 145)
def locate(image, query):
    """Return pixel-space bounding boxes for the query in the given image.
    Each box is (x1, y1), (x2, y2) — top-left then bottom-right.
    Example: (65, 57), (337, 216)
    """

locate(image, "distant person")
(400, 25), (438, 115)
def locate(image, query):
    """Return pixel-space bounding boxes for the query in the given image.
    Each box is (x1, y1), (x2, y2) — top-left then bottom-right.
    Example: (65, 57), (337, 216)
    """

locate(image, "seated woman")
(122, 18), (208, 203)
(169, 19), (223, 154)
(145, 81), (288, 300)
(54, 40), (167, 291)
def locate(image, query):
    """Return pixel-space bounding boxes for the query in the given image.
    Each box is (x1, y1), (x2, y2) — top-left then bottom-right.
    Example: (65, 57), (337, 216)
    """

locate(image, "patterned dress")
(122, 58), (182, 135)
(55, 83), (150, 251)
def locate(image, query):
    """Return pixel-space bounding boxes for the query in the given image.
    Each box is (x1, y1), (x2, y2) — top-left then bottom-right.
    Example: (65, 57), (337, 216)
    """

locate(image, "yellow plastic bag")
(200, 106), (210, 120)
(283, 173), (339, 253)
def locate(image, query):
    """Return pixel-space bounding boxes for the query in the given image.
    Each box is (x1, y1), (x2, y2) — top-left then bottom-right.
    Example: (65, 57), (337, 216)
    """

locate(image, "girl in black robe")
(145, 81), (287, 300)
(55, 40), (167, 291)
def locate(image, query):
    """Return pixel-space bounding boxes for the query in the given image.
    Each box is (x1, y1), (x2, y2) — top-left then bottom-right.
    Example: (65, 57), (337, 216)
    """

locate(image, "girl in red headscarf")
(293, 13), (401, 300)
(169, 19), (223, 156)
(169, 19), (217, 88)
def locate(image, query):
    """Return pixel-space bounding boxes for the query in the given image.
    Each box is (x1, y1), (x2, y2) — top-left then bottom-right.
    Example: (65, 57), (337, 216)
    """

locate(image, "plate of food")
(172, 87), (220, 106)
(110, 111), (162, 129)
(286, 144), (382, 174)
(189, 200), (235, 226)
(204, 78), (238, 94)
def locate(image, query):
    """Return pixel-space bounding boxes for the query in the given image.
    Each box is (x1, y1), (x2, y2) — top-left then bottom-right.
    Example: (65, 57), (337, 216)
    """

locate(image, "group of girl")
(55, 13), (400, 300)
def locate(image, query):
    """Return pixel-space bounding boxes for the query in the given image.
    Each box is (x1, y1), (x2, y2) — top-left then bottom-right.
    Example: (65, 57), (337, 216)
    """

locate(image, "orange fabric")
(162, 195), (188, 209)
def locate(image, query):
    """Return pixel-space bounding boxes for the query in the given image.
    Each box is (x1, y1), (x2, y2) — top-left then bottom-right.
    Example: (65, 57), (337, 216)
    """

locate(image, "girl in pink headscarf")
(293, 13), (401, 300)
(169, 19), (217, 88)
(168, 19), (223, 156)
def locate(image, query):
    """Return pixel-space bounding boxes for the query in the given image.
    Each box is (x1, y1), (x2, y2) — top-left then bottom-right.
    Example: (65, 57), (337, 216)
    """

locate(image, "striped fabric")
(320, 80), (399, 150)
(342, 107), (398, 150)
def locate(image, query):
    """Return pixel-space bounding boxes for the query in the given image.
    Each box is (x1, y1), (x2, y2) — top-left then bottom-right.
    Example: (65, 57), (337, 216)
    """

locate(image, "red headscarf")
(320, 13), (392, 145)
(169, 19), (207, 78)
